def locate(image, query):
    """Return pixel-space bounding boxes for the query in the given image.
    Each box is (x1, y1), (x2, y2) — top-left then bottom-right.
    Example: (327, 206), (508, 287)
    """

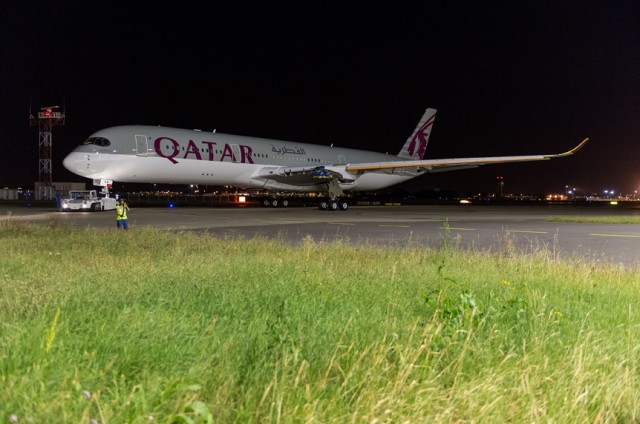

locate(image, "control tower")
(30, 105), (65, 200)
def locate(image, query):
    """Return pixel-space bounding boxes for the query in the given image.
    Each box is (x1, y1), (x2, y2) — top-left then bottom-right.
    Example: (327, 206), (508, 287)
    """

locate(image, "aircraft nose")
(63, 152), (85, 174)
(62, 153), (75, 172)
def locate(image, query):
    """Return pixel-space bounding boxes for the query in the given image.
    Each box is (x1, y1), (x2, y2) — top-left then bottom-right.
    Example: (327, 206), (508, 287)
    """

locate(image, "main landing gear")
(261, 197), (289, 208)
(317, 178), (349, 211)
(318, 198), (349, 211)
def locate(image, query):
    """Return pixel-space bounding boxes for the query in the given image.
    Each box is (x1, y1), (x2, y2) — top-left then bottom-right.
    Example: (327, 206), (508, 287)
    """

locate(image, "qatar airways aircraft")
(62, 108), (588, 211)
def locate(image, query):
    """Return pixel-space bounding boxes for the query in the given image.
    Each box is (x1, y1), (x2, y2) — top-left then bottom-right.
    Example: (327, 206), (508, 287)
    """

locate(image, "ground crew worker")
(115, 199), (130, 230)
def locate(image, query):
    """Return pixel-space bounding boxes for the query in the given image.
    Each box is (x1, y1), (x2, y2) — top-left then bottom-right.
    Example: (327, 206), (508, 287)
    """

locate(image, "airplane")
(62, 108), (588, 211)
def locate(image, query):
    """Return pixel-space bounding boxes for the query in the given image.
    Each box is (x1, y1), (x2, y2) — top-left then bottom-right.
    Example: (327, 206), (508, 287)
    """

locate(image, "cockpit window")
(83, 137), (111, 147)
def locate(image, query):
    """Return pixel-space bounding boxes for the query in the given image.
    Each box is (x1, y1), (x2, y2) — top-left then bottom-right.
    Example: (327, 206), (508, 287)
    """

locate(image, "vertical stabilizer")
(397, 108), (437, 160)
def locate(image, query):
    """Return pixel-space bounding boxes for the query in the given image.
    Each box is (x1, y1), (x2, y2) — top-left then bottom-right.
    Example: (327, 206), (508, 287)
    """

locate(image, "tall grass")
(1, 220), (639, 422)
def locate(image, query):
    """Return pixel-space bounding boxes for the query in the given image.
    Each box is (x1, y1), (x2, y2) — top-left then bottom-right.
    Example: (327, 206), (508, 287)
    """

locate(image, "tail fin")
(397, 108), (437, 160)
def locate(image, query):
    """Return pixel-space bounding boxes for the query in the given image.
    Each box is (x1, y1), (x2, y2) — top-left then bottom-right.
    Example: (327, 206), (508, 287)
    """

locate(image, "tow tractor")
(61, 189), (117, 211)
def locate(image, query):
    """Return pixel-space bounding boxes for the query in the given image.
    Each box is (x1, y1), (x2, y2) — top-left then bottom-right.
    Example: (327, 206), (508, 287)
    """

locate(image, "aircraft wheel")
(271, 199), (279, 207)
(90, 203), (97, 212)
(319, 201), (329, 210)
(328, 200), (339, 211)
(281, 199), (289, 208)
(339, 201), (349, 211)
(262, 198), (271, 207)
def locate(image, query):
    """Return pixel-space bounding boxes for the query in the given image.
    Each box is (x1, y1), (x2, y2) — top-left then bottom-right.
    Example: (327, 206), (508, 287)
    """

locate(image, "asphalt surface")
(2, 203), (640, 267)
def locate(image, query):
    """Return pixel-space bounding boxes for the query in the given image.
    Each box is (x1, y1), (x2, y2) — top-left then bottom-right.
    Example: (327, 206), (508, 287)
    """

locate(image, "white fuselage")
(63, 125), (417, 192)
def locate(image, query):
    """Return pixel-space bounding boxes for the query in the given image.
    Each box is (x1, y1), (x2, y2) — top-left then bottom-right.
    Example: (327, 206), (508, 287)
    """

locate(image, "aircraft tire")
(262, 199), (271, 207)
(319, 201), (329, 210)
(271, 199), (279, 207)
(328, 201), (339, 211)
(339, 201), (349, 211)
(281, 199), (289, 208)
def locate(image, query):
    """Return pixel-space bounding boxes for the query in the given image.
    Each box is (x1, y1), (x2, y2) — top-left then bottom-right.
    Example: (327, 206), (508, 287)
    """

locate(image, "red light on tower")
(496, 176), (505, 198)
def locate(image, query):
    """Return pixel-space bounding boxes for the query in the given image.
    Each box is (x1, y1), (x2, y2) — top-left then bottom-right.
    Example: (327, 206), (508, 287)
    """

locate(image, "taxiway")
(2, 204), (639, 267)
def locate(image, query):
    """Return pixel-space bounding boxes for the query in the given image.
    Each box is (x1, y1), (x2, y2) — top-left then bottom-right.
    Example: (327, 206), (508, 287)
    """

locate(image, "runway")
(2, 203), (640, 267)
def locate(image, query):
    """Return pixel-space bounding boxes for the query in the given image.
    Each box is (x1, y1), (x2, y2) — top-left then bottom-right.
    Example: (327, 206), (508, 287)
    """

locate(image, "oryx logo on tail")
(397, 108), (437, 160)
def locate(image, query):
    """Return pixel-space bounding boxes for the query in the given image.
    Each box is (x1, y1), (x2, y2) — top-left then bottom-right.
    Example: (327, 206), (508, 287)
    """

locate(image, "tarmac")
(2, 203), (640, 267)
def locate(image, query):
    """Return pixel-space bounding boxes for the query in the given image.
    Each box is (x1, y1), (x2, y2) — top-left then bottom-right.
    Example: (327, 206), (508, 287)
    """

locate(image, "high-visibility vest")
(116, 204), (128, 220)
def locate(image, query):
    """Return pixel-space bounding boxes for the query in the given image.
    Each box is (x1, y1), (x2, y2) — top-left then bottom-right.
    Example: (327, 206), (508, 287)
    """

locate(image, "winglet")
(545, 138), (589, 158)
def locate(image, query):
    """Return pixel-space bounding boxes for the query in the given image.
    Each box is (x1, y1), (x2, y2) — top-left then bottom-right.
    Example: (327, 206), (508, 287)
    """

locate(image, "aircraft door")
(135, 135), (148, 157)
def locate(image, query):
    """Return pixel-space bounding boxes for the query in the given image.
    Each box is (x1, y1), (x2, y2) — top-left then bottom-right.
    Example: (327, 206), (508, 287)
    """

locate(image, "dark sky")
(2, 1), (640, 194)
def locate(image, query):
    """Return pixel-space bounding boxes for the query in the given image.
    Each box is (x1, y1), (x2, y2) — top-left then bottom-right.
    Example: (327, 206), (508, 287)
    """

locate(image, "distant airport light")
(238, 196), (246, 203)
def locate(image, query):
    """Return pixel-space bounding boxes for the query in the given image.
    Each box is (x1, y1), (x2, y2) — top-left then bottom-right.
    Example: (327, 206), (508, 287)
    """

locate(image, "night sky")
(2, 2), (640, 195)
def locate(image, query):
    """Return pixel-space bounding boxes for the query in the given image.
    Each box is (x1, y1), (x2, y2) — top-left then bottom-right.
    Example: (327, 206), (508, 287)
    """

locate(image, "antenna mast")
(30, 104), (65, 200)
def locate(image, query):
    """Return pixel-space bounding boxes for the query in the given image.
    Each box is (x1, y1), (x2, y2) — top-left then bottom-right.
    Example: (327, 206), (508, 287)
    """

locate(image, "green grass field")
(1, 220), (640, 423)
(548, 215), (640, 224)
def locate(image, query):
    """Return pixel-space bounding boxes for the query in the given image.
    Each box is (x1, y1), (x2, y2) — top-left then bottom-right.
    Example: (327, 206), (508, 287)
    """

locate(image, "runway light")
(459, 199), (471, 204)
(168, 203), (175, 208)
(610, 201), (618, 205)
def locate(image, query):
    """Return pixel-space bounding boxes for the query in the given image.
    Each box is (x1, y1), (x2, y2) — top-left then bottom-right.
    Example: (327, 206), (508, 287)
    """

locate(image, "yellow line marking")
(439, 227), (476, 231)
(590, 233), (640, 238)
(508, 230), (548, 234)
(379, 224), (411, 228)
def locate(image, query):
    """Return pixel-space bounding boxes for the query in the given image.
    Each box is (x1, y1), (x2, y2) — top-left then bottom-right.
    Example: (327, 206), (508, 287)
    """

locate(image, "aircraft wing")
(251, 138), (588, 186)
(253, 165), (355, 184)
(345, 138), (589, 174)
